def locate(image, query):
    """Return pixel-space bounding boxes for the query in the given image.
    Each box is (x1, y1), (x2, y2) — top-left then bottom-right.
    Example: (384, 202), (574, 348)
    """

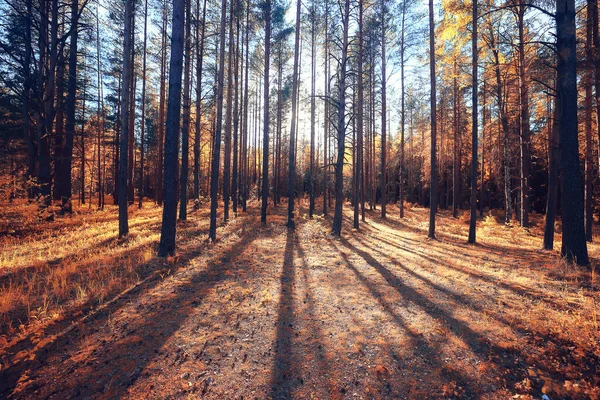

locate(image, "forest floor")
(0, 198), (599, 399)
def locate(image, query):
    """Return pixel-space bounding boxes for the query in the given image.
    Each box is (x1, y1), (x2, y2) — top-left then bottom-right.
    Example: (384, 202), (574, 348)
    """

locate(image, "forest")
(0, 0), (599, 398)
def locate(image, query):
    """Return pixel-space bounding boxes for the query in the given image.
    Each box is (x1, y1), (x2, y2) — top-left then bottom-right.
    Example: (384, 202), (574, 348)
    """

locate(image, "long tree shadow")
(360, 224), (571, 311)
(270, 230), (297, 399)
(327, 238), (480, 397)
(336, 236), (590, 395)
(0, 215), (265, 399)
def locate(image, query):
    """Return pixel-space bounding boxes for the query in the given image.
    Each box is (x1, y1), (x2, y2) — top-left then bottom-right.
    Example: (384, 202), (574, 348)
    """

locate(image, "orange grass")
(0, 199), (599, 399)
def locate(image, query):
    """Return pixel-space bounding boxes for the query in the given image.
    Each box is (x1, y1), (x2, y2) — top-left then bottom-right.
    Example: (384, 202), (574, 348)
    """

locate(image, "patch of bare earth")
(1, 200), (599, 399)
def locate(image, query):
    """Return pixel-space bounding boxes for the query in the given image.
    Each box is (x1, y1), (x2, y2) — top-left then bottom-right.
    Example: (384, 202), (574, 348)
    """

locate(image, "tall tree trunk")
(556, 0), (589, 265)
(468, 0), (478, 244)
(223, 0), (234, 222)
(354, 0), (364, 228)
(242, 1), (250, 212)
(127, 12), (136, 205)
(158, 0), (185, 256)
(232, 10), (240, 214)
(380, 0), (387, 219)
(428, 0), (437, 239)
(399, 0), (406, 219)
(261, 0), (271, 225)
(323, 1), (329, 216)
(489, 24), (512, 224)
(157, 0), (168, 205)
(23, 0), (35, 200)
(209, 0), (228, 240)
(452, 63), (459, 218)
(140, 0), (148, 209)
(585, 0), (594, 241)
(80, 57), (87, 205)
(480, 79), (486, 217)
(287, 0), (301, 228)
(114, 75), (121, 205)
(543, 93), (559, 250)
(97, 5), (105, 210)
(332, 0), (350, 236)
(119, 0), (133, 237)
(179, 0), (192, 220)
(518, 2), (530, 228)
(593, 0), (600, 206)
(61, 0), (79, 213)
(194, 0), (207, 200)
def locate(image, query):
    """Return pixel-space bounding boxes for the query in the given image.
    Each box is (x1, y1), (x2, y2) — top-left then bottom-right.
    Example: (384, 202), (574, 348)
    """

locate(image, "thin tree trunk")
(585, 0), (594, 241)
(468, 0), (478, 244)
(287, 0), (301, 228)
(354, 0), (364, 228)
(381, 1), (387, 219)
(232, 9), (240, 214)
(428, 0), (437, 239)
(61, 0), (79, 212)
(543, 93), (559, 250)
(119, 0), (133, 237)
(139, 0), (148, 209)
(332, 0), (350, 236)
(209, 0), (228, 240)
(518, 2), (530, 228)
(179, 0), (192, 220)
(194, 0), (207, 200)
(261, 0), (271, 225)
(223, 0), (234, 222)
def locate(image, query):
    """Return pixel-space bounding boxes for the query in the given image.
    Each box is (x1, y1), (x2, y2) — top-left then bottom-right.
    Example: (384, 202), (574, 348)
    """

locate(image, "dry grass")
(0, 199), (181, 335)
(0, 199), (599, 399)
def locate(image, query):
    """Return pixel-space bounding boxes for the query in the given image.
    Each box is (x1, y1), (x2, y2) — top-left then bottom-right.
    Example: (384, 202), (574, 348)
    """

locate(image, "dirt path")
(1, 202), (599, 399)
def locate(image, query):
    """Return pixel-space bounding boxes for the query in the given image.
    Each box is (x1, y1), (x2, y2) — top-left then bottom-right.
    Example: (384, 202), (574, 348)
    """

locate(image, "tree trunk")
(209, 0), (228, 240)
(556, 0), (589, 265)
(354, 0), (364, 228)
(194, 0), (207, 200)
(61, 0), (79, 213)
(179, 0), (192, 220)
(232, 10), (240, 214)
(157, 0), (168, 205)
(332, 0), (350, 236)
(119, 0), (133, 237)
(518, 2), (530, 228)
(428, 0), (437, 239)
(158, 0), (185, 256)
(468, 0), (478, 244)
(242, 1), (250, 212)
(399, 0), (406, 219)
(543, 94), (559, 250)
(380, 0), (387, 219)
(287, 0), (301, 228)
(223, 0), (234, 222)
(139, 0), (148, 209)
(585, 0), (594, 241)
(261, 0), (271, 225)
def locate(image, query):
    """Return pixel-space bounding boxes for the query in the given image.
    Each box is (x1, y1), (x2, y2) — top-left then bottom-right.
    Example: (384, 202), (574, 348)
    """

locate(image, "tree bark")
(556, 0), (589, 265)
(468, 0), (478, 244)
(119, 0), (133, 237)
(332, 0), (350, 236)
(158, 0), (185, 256)
(140, 0), (148, 209)
(209, 0), (228, 240)
(179, 0), (192, 220)
(287, 0), (302, 228)
(261, 0), (271, 225)
(428, 0), (437, 239)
